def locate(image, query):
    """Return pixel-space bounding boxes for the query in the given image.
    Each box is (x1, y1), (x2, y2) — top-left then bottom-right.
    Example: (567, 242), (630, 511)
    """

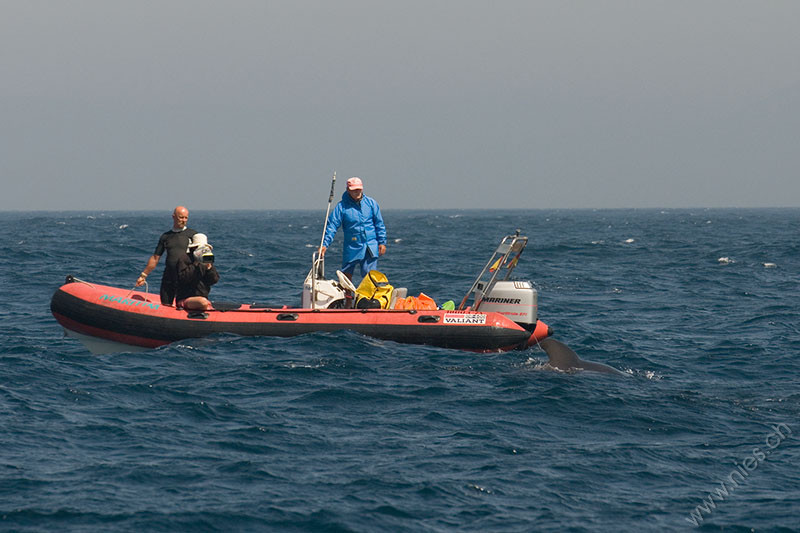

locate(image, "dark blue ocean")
(1, 209), (798, 532)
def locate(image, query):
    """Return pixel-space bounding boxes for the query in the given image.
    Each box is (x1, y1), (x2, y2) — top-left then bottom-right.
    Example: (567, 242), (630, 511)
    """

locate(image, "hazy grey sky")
(2, 1), (798, 210)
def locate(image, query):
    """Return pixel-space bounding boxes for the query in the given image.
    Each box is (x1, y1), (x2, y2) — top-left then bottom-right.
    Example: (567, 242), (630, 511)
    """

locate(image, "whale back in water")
(539, 338), (624, 375)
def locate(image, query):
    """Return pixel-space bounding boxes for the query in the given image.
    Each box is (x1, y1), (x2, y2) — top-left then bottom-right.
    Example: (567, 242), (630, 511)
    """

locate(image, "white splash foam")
(522, 357), (567, 373)
(468, 484), (493, 494)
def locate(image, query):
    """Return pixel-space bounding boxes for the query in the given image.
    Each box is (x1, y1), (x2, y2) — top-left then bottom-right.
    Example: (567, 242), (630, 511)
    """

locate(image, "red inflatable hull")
(51, 278), (551, 353)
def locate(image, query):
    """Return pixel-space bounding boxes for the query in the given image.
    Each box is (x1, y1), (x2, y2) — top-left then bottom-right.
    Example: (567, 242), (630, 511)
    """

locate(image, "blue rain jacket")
(322, 192), (387, 266)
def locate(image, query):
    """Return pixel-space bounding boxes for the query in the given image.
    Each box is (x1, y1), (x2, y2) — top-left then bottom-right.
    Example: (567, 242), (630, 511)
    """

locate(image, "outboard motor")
(474, 280), (538, 331)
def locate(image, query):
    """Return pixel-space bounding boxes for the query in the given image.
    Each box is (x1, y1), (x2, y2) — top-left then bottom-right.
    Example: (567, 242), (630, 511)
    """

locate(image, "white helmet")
(187, 233), (210, 251)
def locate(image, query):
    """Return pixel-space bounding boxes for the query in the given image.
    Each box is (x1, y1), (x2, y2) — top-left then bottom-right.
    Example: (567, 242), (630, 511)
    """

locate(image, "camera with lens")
(193, 244), (214, 264)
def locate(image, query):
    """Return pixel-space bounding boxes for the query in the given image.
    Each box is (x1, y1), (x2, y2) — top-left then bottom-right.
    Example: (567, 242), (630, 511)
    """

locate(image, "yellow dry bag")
(355, 270), (394, 309)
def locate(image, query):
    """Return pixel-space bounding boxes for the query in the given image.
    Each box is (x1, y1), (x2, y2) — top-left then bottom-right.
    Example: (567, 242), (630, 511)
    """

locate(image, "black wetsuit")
(154, 227), (197, 305)
(176, 253), (219, 304)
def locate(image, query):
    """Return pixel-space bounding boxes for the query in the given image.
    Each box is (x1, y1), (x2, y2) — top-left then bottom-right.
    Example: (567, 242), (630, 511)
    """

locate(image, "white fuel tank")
(475, 280), (538, 327)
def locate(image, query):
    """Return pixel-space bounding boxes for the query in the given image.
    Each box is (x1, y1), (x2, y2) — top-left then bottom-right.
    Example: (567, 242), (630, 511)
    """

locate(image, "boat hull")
(51, 279), (551, 354)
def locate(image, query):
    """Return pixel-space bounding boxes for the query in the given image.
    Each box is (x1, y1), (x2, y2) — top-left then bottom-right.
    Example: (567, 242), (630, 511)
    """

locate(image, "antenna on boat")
(319, 171), (337, 254)
(311, 171), (336, 309)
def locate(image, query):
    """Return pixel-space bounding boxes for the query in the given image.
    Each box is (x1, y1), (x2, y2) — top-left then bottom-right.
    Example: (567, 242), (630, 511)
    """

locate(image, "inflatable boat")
(51, 232), (552, 354)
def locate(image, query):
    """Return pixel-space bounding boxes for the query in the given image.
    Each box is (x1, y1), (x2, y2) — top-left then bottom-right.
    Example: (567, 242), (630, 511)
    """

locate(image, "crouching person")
(176, 233), (219, 311)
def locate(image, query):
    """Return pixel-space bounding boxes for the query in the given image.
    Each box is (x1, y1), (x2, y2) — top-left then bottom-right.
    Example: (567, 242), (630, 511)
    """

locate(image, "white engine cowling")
(475, 280), (538, 328)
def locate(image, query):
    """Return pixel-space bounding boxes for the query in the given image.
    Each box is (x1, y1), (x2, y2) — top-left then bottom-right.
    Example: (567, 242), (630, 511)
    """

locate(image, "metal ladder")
(458, 230), (528, 311)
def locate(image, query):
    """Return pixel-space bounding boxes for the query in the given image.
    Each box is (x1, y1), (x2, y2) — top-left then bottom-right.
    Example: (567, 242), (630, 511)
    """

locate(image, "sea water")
(1, 209), (798, 532)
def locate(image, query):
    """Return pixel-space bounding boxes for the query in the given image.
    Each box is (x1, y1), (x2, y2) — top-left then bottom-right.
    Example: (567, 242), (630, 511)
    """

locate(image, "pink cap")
(346, 177), (363, 190)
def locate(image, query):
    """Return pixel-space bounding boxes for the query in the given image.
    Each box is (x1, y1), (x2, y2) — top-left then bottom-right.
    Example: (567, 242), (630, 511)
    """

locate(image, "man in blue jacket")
(320, 177), (387, 281)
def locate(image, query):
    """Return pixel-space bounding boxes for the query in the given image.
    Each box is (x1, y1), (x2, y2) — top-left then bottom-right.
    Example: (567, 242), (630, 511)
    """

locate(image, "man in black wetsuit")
(135, 206), (198, 305)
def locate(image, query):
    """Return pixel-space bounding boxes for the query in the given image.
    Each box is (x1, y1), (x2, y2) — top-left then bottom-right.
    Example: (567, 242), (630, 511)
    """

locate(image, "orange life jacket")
(394, 292), (437, 310)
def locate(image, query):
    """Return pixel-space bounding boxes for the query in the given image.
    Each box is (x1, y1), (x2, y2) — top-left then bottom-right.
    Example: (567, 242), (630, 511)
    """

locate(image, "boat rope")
(125, 281), (148, 299)
(66, 275), (96, 289)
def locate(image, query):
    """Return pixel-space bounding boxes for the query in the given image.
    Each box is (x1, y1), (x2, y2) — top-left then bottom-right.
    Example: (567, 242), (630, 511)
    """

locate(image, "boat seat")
(389, 287), (407, 309)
